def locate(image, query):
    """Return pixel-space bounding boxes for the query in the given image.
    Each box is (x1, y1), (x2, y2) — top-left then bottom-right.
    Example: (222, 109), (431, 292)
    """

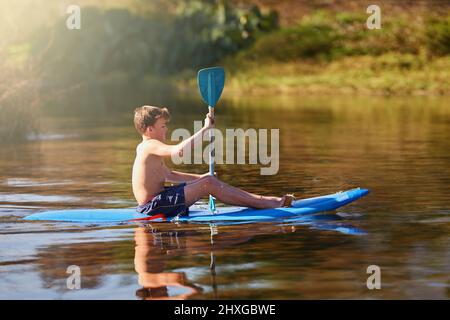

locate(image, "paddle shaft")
(208, 106), (216, 212)
(208, 106), (215, 175)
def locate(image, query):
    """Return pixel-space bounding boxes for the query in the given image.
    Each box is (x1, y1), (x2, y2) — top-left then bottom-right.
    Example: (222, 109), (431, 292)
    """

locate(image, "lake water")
(0, 93), (449, 299)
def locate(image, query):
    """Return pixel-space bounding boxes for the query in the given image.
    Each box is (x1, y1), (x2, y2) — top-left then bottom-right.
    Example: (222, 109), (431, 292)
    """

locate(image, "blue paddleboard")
(23, 188), (369, 224)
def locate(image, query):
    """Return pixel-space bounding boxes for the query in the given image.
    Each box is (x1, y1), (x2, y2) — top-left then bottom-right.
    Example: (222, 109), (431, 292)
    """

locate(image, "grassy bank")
(222, 54), (450, 96)
(217, 9), (450, 96)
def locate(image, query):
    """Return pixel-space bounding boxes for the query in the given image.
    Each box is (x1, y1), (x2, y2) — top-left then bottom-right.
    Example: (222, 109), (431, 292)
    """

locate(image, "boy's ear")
(144, 126), (152, 136)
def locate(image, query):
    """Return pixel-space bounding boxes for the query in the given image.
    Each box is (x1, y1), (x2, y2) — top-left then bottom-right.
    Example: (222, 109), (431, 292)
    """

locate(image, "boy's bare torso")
(132, 140), (168, 205)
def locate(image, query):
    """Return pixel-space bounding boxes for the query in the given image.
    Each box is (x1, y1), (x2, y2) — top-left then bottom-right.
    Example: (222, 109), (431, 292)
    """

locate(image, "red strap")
(130, 213), (167, 222)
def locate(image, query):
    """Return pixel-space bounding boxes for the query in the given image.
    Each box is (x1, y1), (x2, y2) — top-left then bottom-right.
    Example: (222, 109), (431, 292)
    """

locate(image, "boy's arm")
(165, 170), (203, 184)
(144, 118), (211, 158)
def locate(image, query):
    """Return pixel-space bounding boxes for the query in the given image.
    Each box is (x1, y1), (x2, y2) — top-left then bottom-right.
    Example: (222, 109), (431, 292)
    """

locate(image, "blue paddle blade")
(198, 67), (225, 107)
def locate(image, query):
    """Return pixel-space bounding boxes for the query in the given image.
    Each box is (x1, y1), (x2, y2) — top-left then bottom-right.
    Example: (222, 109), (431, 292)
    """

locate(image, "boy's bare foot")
(280, 194), (295, 207)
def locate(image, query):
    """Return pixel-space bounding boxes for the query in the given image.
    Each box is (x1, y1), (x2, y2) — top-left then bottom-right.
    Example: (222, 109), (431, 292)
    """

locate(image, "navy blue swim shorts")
(136, 183), (189, 219)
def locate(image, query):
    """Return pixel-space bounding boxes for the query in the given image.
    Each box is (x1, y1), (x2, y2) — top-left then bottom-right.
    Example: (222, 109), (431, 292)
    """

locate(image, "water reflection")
(134, 226), (202, 300)
(132, 223), (282, 300)
(133, 217), (367, 300)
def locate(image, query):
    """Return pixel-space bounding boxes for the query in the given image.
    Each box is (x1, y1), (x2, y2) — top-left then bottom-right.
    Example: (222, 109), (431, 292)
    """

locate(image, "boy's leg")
(184, 175), (282, 209)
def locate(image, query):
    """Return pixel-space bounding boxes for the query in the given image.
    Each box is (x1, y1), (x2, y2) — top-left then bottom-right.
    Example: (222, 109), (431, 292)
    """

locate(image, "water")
(0, 94), (449, 299)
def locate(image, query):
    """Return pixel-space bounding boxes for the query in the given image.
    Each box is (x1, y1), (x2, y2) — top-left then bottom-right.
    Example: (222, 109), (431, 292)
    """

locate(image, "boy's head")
(134, 105), (170, 141)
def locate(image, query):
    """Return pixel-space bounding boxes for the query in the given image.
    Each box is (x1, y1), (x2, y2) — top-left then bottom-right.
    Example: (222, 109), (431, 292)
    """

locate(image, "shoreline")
(177, 55), (450, 97)
(177, 81), (450, 98)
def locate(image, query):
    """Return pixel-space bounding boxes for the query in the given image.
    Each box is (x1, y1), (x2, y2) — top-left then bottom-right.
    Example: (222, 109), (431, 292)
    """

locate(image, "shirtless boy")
(132, 106), (294, 218)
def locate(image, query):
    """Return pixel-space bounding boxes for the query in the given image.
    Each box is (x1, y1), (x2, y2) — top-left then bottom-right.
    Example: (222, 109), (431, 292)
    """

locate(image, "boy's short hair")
(134, 105), (170, 135)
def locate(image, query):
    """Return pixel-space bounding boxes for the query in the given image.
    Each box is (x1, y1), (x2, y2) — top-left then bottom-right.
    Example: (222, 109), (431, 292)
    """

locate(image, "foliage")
(30, 0), (278, 87)
(425, 16), (450, 55)
(0, 61), (41, 142)
(233, 10), (450, 63)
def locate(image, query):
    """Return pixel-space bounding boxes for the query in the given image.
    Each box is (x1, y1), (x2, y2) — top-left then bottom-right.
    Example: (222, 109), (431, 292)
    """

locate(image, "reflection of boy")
(134, 227), (200, 300)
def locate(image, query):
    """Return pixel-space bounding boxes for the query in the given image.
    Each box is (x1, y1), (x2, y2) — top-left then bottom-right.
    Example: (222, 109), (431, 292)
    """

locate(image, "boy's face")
(147, 118), (168, 141)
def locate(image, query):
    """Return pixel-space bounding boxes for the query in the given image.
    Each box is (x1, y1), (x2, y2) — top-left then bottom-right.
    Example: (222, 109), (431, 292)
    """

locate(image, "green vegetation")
(425, 15), (450, 55)
(31, 1), (277, 87)
(1, 0), (449, 141)
(222, 10), (450, 95)
(1, 0), (276, 141)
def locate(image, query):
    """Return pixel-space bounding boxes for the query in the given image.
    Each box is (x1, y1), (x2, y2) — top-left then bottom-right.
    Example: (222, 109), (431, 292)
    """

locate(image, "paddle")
(197, 67), (225, 213)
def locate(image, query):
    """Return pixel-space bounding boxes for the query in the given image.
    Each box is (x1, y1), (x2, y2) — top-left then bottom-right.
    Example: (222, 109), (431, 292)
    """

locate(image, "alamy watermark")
(366, 265), (381, 290)
(171, 121), (279, 175)
(366, 5), (381, 29)
(66, 5), (81, 30)
(66, 265), (81, 289)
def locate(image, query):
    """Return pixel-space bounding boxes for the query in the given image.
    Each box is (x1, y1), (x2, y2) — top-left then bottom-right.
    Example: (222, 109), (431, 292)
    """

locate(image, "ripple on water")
(0, 193), (81, 203)
(4, 178), (73, 188)
(26, 133), (80, 141)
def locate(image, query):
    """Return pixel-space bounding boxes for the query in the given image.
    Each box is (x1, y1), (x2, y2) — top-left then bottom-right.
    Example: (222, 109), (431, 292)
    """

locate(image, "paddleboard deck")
(23, 188), (369, 224)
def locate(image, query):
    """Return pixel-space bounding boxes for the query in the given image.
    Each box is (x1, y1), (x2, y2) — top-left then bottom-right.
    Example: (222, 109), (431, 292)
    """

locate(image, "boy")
(132, 105), (293, 218)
